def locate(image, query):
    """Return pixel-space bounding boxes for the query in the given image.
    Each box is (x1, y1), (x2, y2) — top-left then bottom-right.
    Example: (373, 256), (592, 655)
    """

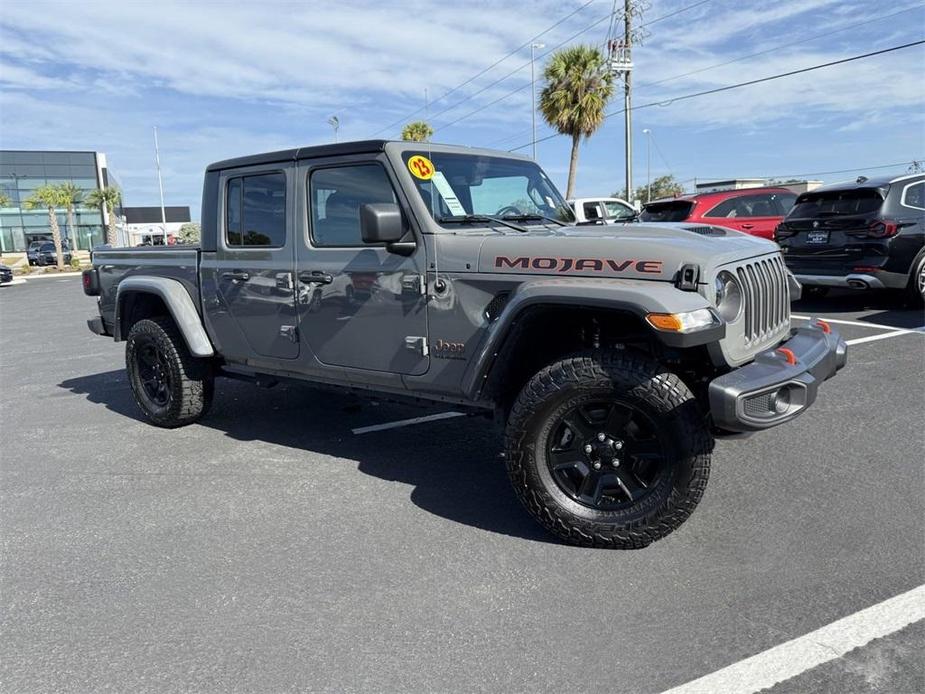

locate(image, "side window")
(583, 202), (602, 220)
(774, 193), (797, 215)
(309, 164), (397, 247)
(225, 172), (286, 247)
(704, 193), (777, 218)
(901, 181), (925, 210)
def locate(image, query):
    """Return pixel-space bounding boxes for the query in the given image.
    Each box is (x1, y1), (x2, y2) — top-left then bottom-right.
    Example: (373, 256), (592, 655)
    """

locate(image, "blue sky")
(1, 0), (923, 219)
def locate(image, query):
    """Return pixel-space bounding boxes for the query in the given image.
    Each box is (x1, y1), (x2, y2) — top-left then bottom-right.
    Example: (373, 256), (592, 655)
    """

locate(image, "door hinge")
(401, 273), (426, 296)
(404, 336), (428, 356)
(280, 325), (298, 343)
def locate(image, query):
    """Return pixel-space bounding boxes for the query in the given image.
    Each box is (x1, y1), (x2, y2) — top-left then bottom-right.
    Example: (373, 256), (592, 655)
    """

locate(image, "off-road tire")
(125, 316), (214, 428)
(504, 350), (712, 549)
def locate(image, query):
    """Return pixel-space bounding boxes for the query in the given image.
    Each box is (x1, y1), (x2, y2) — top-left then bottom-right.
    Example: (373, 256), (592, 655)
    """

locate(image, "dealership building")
(0, 149), (122, 252)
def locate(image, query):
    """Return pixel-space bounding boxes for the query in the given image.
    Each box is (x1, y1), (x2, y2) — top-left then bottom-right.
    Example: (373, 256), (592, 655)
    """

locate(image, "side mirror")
(360, 203), (405, 244)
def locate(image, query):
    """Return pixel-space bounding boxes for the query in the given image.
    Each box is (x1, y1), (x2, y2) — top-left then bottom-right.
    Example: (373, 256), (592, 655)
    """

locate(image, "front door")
(202, 167), (299, 362)
(294, 158), (429, 376)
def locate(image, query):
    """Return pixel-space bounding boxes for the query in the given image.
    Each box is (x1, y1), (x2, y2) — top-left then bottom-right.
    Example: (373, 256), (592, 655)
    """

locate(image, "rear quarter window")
(639, 200), (693, 222)
(900, 181), (925, 211)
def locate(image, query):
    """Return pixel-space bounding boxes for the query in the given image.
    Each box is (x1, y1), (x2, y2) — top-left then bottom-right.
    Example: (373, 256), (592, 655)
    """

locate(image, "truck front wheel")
(125, 316), (214, 428)
(504, 351), (712, 549)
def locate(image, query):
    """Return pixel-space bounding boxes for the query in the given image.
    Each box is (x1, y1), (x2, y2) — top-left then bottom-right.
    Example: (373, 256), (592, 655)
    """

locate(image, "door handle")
(221, 270), (250, 282)
(740, 223), (754, 229)
(299, 270), (334, 285)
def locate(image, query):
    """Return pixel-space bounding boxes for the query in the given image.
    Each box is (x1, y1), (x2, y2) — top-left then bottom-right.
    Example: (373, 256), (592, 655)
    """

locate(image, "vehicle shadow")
(58, 370), (554, 544)
(793, 289), (924, 329)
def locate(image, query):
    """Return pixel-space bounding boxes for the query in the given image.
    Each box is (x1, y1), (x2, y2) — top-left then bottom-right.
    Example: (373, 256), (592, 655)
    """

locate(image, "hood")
(477, 222), (779, 282)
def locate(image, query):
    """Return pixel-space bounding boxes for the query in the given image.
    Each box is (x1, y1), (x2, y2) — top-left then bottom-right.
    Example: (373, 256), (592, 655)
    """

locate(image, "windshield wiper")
(500, 213), (568, 227)
(438, 214), (527, 232)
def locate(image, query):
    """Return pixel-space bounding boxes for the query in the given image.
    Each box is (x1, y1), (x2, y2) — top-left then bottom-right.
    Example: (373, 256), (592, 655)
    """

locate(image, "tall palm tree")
(57, 181), (83, 250)
(401, 121), (434, 142)
(539, 45), (614, 198)
(23, 185), (68, 270)
(0, 192), (11, 207)
(86, 186), (122, 246)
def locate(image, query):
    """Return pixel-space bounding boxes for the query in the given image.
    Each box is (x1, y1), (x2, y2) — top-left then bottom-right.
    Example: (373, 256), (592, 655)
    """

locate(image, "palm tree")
(539, 45), (614, 198)
(23, 185), (68, 270)
(57, 181), (83, 250)
(401, 121), (434, 142)
(0, 192), (11, 207)
(86, 186), (122, 246)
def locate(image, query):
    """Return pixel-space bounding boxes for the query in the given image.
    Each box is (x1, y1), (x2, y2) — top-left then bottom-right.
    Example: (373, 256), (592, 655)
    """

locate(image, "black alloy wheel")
(135, 342), (173, 408)
(546, 399), (669, 511)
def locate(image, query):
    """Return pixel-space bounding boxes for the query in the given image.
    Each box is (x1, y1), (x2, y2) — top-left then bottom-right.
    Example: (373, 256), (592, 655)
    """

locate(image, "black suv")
(776, 173), (925, 305)
(34, 241), (73, 266)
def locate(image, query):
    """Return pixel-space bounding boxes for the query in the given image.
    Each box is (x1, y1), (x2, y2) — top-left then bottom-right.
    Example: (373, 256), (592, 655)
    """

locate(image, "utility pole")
(530, 42), (545, 161)
(642, 128), (651, 202)
(623, 0), (633, 203)
(154, 126), (167, 246)
(607, 1), (640, 200)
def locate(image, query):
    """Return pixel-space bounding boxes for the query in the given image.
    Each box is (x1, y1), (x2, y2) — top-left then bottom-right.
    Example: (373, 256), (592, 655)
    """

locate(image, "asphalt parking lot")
(1, 275), (923, 693)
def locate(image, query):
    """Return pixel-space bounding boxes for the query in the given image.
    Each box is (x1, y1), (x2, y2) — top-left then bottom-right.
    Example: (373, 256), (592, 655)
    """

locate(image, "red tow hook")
(815, 318), (832, 334)
(776, 347), (797, 365)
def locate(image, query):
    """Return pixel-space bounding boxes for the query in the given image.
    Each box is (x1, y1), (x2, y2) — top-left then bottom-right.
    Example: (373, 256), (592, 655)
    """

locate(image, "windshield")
(402, 151), (575, 226)
(788, 189), (884, 218)
(639, 200), (694, 222)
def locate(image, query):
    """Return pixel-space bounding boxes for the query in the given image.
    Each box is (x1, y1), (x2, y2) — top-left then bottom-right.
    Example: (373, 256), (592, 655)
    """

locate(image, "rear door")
(202, 166), (299, 362)
(294, 155), (429, 376)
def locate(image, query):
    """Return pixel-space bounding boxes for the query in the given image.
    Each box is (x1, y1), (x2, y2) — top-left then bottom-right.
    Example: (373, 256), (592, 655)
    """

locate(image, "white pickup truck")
(568, 197), (637, 224)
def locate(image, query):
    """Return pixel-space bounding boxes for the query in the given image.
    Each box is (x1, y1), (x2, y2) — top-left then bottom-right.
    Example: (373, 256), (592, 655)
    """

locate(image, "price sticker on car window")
(408, 155), (435, 180)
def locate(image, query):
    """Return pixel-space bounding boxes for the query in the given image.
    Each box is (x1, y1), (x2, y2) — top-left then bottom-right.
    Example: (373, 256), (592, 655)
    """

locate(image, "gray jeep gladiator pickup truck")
(83, 140), (847, 548)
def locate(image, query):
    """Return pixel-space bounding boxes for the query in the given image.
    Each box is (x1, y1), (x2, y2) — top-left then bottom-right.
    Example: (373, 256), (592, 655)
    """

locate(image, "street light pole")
(642, 128), (651, 202)
(530, 43), (544, 161)
(328, 116), (340, 143)
(154, 126), (168, 246)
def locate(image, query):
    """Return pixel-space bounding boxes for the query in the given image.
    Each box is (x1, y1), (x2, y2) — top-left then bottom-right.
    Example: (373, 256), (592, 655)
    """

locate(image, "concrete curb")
(14, 272), (84, 280)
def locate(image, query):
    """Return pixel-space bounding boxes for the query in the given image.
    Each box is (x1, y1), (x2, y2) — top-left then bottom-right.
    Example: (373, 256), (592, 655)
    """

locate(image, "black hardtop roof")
(804, 172), (924, 196)
(205, 139), (532, 172)
(206, 139), (389, 172)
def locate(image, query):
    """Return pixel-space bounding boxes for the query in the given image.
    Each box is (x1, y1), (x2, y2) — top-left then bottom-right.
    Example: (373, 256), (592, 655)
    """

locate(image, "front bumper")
(709, 320), (847, 432)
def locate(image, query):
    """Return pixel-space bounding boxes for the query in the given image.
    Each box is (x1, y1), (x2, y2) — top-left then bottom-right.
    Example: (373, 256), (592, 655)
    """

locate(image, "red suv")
(639, 187), (797, 240)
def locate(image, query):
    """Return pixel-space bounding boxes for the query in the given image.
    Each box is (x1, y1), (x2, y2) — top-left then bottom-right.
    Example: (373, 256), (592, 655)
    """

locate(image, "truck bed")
(92, 246), (201, 332)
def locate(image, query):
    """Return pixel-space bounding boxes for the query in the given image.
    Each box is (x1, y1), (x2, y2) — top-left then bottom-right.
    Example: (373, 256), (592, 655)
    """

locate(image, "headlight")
(646, 308), (721, 333)
(714, 271), (743, 322)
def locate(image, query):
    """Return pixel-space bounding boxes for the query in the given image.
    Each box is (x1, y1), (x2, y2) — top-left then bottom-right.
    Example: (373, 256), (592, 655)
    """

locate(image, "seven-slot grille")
(734, 255), (790, 344)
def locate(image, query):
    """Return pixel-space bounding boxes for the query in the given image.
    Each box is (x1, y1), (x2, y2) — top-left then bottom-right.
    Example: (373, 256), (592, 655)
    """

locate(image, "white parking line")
(846, 329), (924, 346)
(791, 314), (912, 332)
(661, 584), (925, 694)
(352, 411), (466, 435)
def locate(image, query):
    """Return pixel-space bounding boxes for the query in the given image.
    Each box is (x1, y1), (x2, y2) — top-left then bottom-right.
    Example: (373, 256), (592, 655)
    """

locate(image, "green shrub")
(70, 256), (81, 270)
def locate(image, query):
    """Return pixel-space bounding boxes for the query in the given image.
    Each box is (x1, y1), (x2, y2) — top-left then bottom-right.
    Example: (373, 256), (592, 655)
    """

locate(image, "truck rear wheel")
(125, 316), (214, 428)
(504, 350), (712, 549)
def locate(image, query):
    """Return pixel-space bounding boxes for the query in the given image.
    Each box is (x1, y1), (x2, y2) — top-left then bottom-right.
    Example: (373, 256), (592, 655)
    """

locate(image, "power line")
(369, 0), (596, 137)
(428, 12), (615, 130)
(431, 0), (712, 135)
(637, 3), (925, 90)
(486, 3), (923, 149)
(761, 161), (924, 180)
(508, 40), (925, 151)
